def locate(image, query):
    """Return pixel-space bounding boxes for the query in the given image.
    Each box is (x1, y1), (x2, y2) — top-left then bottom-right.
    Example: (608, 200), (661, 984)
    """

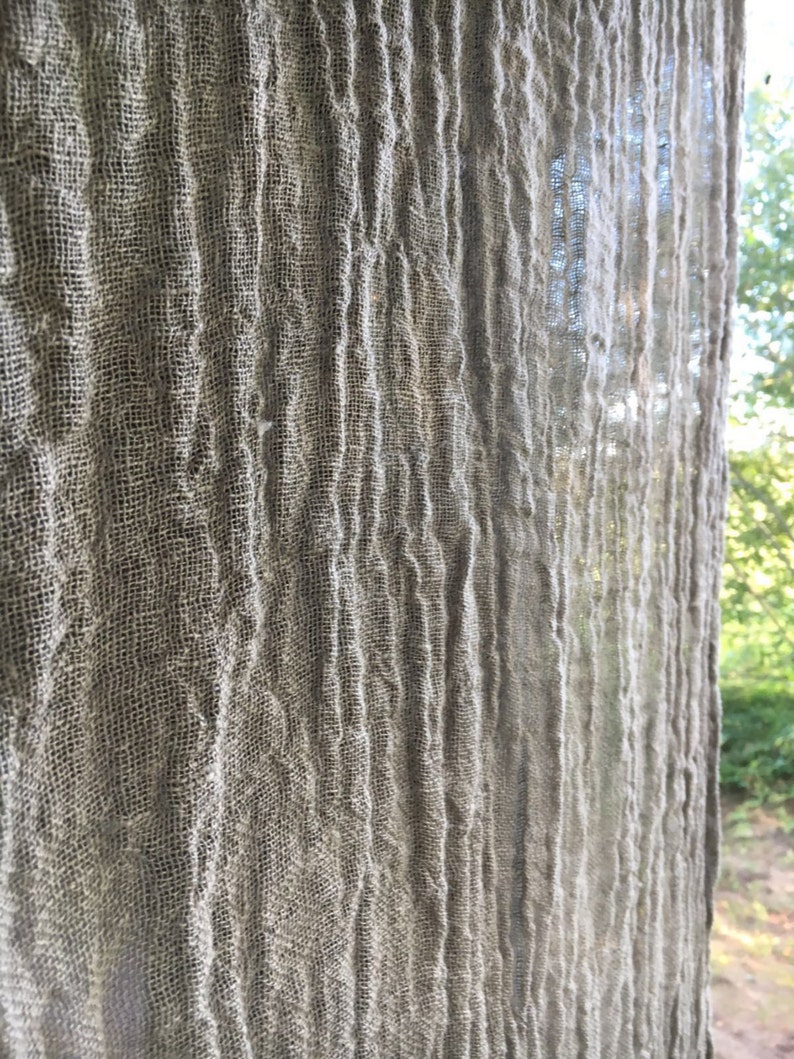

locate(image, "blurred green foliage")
(721, 438), (794, 687)
(720, 79), (794, 801)
(720, 683), (794, 799)
(738, 81), (794, 410)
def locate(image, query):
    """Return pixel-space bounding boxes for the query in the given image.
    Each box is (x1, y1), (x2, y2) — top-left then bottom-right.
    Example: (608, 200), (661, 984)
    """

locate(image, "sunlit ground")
(711, 798), (794, 1057)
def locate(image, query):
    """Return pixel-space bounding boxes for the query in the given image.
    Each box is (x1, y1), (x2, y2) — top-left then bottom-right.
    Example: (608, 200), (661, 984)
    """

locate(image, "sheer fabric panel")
(0, 1), (743, 1055)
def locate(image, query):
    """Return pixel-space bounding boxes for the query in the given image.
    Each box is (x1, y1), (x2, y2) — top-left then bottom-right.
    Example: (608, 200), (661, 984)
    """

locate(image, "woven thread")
(0, 1), (744, 1055)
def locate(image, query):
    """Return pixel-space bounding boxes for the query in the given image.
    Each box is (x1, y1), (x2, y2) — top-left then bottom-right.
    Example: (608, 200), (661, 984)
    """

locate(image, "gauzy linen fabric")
(0, 1), (744, 1056)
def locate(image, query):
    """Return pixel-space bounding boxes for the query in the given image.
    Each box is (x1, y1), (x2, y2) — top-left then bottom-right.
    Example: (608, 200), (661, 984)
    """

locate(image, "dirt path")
(711, 797), (794, 1058)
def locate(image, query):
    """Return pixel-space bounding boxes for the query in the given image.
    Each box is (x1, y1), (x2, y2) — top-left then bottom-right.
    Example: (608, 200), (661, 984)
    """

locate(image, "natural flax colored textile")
(0, 1), (743, 1056)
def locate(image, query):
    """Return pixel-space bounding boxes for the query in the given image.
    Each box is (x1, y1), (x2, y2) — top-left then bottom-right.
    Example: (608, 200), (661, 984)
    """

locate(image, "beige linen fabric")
(0, 1), (743, 1055)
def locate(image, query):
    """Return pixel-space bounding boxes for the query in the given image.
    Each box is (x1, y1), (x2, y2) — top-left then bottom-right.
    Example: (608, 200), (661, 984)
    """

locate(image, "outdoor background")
(712, 2), (794, 1055)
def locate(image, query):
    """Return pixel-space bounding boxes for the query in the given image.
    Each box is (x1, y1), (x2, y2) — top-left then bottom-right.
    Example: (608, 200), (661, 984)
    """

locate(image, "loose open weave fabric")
(0, 1), (743, 1056)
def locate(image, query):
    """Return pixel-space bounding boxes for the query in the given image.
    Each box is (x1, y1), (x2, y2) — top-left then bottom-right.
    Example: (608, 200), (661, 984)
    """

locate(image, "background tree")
(738, 81), (794, 410)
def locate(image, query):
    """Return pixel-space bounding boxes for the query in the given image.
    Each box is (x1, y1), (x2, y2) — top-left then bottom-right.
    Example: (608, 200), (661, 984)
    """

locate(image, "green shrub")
(720, 681), (794, 799)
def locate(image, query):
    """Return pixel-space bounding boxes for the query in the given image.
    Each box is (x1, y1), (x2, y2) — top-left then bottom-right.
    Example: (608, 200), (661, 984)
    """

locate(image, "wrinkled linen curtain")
(0, 1), (743, 1056)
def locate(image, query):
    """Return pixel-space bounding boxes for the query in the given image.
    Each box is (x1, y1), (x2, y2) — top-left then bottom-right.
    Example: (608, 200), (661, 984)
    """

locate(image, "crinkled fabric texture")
(0, 1), (743, 1056)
